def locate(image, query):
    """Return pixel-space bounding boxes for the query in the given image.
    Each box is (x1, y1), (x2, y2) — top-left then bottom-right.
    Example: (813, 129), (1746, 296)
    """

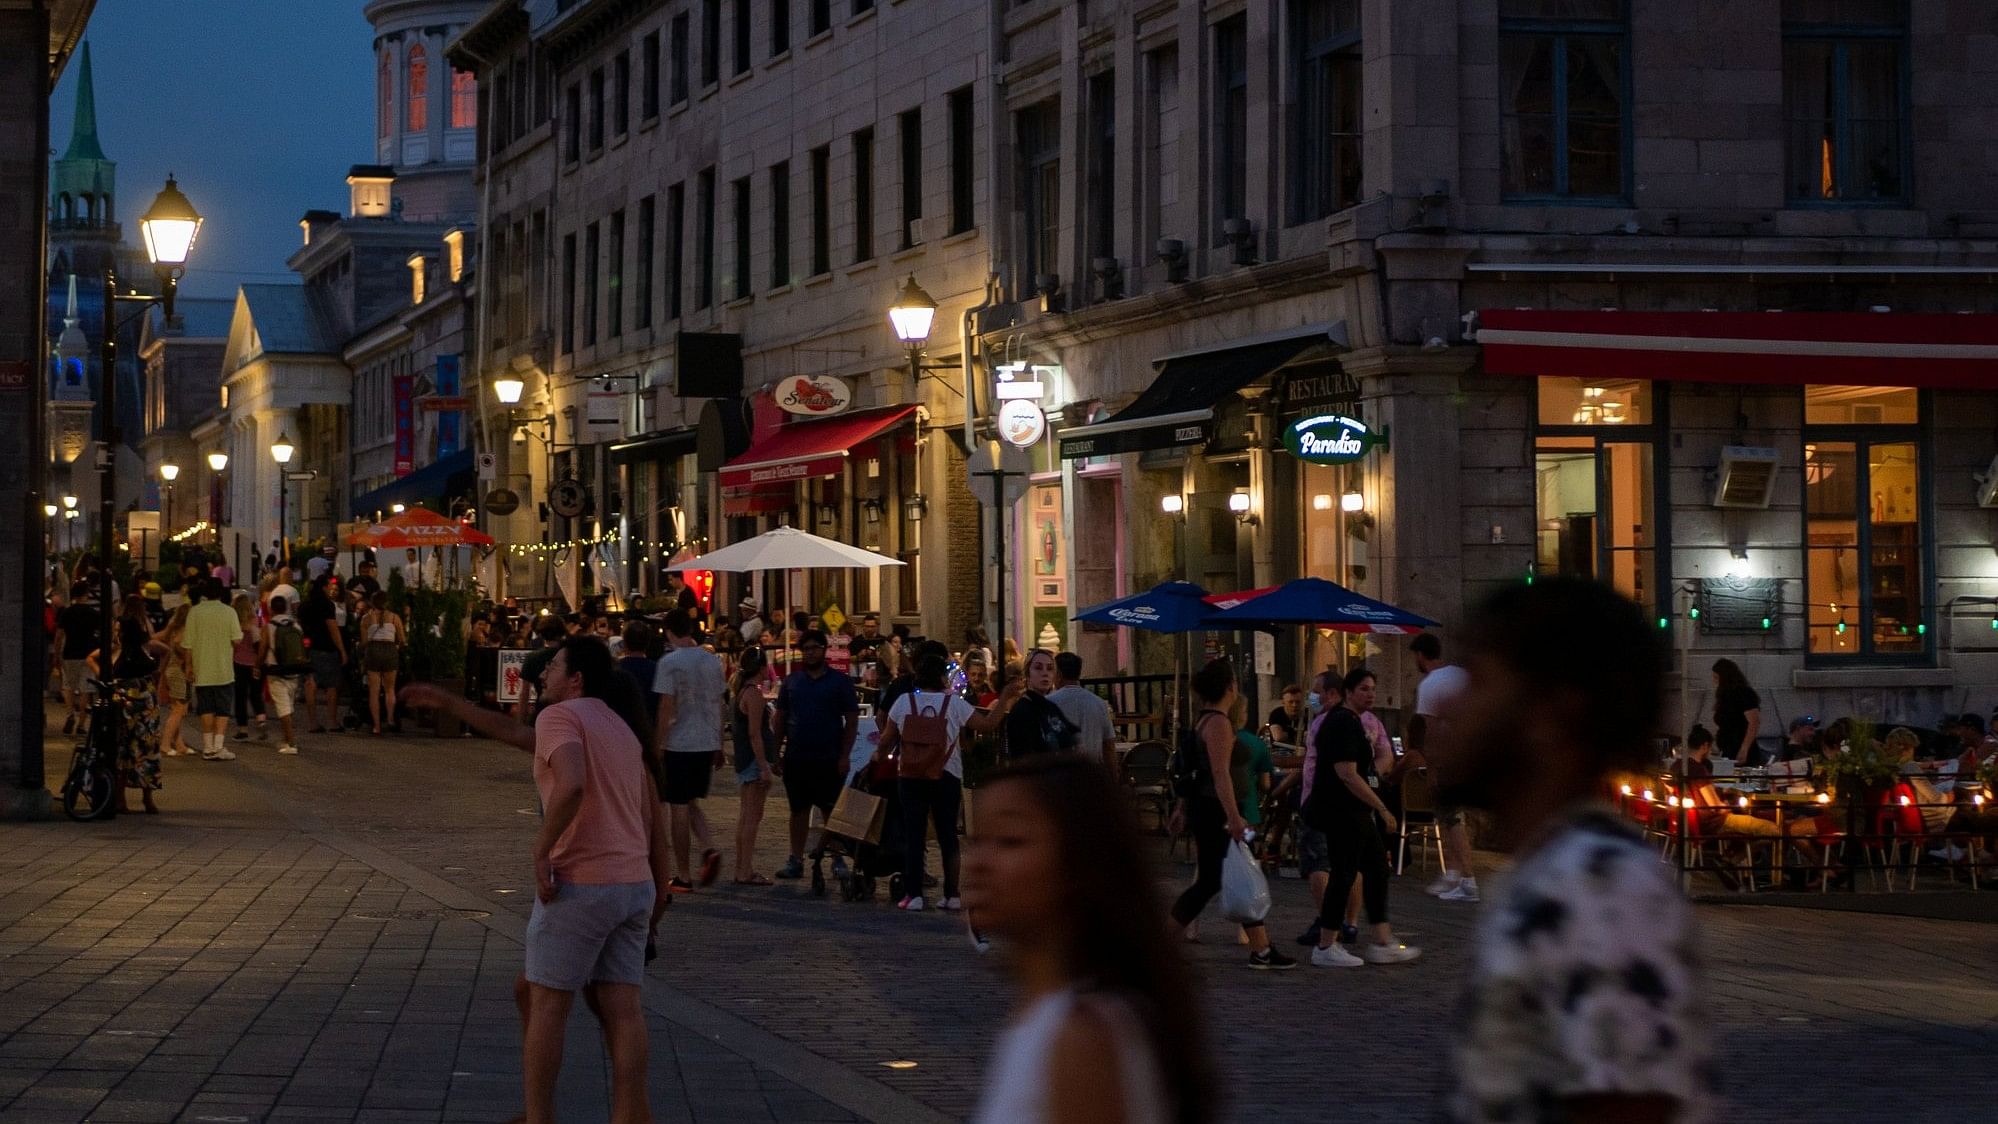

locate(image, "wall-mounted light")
(903, 493), (928, 523)
(1229, 490), (1258, 526)
(62, 495), (78, 510)
(861, 498), (884, 525)
(391, 503), (406, 514)
(1160, 493), (1184, 516)
(493, 376), (525, 405)
(1341, 490), (1365, 514)
(1312, 493), (1333, 512)
(43, 503), (57, 518)
(817, 502), (838, 526)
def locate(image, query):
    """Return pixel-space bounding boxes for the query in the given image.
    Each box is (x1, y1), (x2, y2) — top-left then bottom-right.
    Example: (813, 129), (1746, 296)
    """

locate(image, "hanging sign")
(998, 400), (1047, 447)
(435, 354), (463, 456)
(496, 648), (532, 703)
(775, 374), (853, 416)
(1282, 413), (1387, 465)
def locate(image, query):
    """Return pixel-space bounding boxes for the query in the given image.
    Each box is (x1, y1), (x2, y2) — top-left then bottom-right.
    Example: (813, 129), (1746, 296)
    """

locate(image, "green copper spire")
(63, 41), (107, 162)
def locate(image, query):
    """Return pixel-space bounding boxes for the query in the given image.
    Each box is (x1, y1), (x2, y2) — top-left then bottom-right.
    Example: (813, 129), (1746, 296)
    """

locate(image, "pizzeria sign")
(1282, 414), (1387, 465)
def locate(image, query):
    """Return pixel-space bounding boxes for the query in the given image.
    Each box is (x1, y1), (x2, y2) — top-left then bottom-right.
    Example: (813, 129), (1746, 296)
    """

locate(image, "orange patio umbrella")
(344, 507), (495, 548)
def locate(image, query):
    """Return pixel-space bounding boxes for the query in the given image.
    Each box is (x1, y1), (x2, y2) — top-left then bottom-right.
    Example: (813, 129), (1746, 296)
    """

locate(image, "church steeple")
(62, 41), (107, 162)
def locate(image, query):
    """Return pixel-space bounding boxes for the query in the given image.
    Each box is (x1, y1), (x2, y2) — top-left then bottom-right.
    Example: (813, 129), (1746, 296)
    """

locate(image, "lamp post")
(207, 450), (228, 550)
(96, 176), (203, 670)
(271, 431), (295, 569)
(159, 462), (178, 543)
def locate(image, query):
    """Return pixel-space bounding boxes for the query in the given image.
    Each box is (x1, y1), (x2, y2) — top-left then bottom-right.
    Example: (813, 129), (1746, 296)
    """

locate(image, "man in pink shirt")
(521, 637), (671, 1124)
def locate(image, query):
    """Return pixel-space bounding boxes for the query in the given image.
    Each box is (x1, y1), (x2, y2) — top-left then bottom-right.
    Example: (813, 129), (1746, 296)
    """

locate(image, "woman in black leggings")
(1301, 666), (1419, 967)
(1168, 659), (1296, 970)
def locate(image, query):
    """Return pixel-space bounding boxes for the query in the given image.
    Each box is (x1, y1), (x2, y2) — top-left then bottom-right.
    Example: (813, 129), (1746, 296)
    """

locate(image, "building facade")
(136, 297), (231, 543)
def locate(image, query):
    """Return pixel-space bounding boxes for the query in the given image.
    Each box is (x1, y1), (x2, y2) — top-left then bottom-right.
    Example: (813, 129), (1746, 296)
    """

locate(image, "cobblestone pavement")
(6, 715), (1997, 1123)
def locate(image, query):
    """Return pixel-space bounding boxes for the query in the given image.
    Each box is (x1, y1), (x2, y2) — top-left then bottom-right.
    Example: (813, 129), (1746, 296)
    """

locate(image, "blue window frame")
(1782, 0), (1908, 204)
(1498, 0), (1629, 203)
(1289, 0), (1363, 224)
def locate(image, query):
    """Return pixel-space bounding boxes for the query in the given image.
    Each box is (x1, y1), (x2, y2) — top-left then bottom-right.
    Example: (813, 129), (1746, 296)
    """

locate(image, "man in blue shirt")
(771, 630), (859, 881)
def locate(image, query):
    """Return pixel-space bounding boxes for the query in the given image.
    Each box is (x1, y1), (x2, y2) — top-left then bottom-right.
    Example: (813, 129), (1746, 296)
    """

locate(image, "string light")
(167, 521), (211, 543)
(504, 532), (711, 558)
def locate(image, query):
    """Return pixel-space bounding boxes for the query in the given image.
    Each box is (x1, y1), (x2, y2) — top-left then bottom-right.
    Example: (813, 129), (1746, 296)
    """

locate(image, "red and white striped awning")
(1476, 309), (1998, 390)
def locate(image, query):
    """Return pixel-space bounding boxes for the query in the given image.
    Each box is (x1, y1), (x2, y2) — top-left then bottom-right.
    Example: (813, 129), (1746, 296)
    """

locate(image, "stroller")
(817, 757), (907, 902)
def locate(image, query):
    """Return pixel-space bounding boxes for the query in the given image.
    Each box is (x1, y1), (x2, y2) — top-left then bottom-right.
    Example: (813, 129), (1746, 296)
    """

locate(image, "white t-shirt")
(1415, 663), (1470, 719)
(885, 689), (975, 779)
(1047, 684), (1115, 762)
(653, 644), (726, 753)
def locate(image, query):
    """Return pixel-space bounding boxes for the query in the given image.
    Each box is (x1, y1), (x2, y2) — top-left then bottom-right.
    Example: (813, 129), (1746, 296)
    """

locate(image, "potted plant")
(388, 573), (476, 735)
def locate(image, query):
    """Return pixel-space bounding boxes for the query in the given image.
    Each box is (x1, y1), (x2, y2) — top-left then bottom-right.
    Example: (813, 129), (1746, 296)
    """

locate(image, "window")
(451, 69), (477, 128)
(1145, 46), (1180, 248)
(378, 52), (393, 139)
(666, 182), (685, 319)
(853, 0), (873, 14)
(531, 211), (548, 334)
(613, 51), (630, 135)
(948, 86), (975, 235)
(1783, 0), (1907, 203)
(588, 67), (606, 149)
(853, 126), (876, 262)
(1804, 385), (1924, 657)
(408, 45), (430, 131)
(769, 161), (792, 287)
(1085, 71), (1115, 263)
(561, 232), (577, 352)
(696, 168), (716, 308)
(1017, 100), (1061, 285)
(701, 0), (721, 87)
(1213, 16), (1247, 235)
(811, 0), (832, 36)
(564, 83), (581, 161)
(608, 209), (625, 338)
(641, 32), (660, 118)
(510, 218), (530, 339)
(671, 14), (690, 103)
(1291, 0), (1362, 222)
(771, 0), (790, 56)
(493, 68), (513, 145)
(734, 0), (752, 76)
(487, 225), (508, 344)
(732, 176), (753, 300)
(899, 107), (923, 249)
(1499, 0), (1628, 200)
(810, 146), (832, 275)
(636, 196), (655, 329)
(583, 222), (600, 345)
(444, 229), (465, 281)
(1533, 377), (1664, 620)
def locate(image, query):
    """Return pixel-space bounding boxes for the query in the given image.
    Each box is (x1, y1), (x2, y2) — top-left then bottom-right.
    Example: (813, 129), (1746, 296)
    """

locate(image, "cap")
(1789, 715), (1818, 732)
(142, 582), (163, 597)
(739, 596), (761, 611)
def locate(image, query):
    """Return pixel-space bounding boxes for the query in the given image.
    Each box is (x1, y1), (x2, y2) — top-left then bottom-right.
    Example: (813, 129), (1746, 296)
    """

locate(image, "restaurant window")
(1017, 99), (1060, 286)
(1498, 0), (1628, 201)
(1290, 0), (1363, 223)
(1783, 0), (1907, 203)
(1213, 16), (1248, 237)
(1804, 385), (1924, 658)
(896, 450), (921, 613)
(1534, 377), (1663, 618)
(1085, 71), (1115, 265)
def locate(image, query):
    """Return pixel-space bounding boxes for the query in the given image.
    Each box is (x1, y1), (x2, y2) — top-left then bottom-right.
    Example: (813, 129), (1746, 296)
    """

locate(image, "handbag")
(895, 692), (953, 780)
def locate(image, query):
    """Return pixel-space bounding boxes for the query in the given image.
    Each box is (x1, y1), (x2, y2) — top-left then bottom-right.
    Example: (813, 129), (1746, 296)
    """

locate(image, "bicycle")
(61, 677), (123, 821)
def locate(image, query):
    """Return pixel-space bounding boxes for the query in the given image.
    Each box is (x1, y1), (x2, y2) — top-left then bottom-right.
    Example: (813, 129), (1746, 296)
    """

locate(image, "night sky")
(49, 1), (376, 301)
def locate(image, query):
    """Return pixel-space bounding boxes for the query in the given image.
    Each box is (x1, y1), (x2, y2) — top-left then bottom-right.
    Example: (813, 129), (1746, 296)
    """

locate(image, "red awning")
(1477, 309), (1998, 390)
(719, 404), (919, 491)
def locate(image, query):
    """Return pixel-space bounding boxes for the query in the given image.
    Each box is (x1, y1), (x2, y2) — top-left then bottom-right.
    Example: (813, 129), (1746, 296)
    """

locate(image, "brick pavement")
(6, 716), (1998, 1122)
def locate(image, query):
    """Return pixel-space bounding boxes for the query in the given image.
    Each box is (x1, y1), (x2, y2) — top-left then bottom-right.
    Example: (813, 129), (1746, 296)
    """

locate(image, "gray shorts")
(524, 880), (654, 991)
(1298, 826), (1331, 876)
(61, 659), (90, 695)
(308, 651), (343, 689)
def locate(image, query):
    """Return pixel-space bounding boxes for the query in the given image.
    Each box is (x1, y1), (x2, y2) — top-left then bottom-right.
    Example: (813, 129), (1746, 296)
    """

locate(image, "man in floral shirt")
(1431, 578), (1714, 1124)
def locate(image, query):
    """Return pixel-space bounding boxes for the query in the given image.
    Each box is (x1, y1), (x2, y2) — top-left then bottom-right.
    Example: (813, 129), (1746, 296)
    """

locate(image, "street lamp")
(272, 431), (295, 567)
(159, 462), (179, 541)
(888, 274), (938, 349)
(206, 451), (228, 550)
(207, 450), (228, 472)
(493, 375), (525, 405)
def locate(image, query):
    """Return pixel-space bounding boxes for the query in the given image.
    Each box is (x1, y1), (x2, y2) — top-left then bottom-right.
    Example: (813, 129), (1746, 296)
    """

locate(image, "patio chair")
(1396, 766), (1445, 876)
(1120, 740), (1173, 835)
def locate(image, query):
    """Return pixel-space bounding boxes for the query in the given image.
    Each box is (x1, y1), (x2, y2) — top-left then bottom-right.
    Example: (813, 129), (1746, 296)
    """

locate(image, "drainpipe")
(961, 272), (1000, 449)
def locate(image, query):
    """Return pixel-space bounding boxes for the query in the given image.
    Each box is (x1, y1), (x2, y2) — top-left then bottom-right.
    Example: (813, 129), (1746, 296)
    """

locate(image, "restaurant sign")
(1283, 413), (1387, 465)
(775, 374), (853, 416)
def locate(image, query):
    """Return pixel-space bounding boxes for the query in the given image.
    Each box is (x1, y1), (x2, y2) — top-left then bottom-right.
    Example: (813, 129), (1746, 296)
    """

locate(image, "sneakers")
(1294, 922), (1323, 947)
(203, 748), (238, 761)
(1930, 844), (1968, 862)
(233, 728), (249, 741)
(1338, 924), (1360, 945)
(1310, 944), (1365, 968)
(1248, 948), (1298, 971)
(666, 879), (694, 894)
(940, 897), (963, 912)
(277, 745), (299, 756)
(1425, 871), (1463, 896)
(1438, 879), (1481, 903)
(775, 857), (804, 880)
(966, 917), (991, 954)
(1362, 942), (1422, 965)
(897, 896), (926, 912)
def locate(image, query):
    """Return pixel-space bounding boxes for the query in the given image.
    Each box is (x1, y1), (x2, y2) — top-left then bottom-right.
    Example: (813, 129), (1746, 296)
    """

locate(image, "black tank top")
(731, 686), (772, 771)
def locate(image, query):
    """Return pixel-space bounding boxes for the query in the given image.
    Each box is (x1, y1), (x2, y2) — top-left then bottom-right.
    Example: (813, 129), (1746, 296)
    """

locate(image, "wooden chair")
(1396, 767), (1445, 876)
(1120, 740), (1173, 835)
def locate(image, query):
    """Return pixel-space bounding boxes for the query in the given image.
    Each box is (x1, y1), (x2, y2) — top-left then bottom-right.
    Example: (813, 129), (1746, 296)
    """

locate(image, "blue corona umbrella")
(1207, 576), (1437, 635)
(1072, 580), (1215, 633)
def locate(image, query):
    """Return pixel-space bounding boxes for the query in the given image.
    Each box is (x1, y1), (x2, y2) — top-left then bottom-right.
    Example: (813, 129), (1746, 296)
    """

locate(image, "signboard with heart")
(775, 374), (853, 416)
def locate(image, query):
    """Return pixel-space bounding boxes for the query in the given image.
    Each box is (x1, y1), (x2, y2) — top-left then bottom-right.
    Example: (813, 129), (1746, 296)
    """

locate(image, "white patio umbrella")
(666, 527), (903, 671)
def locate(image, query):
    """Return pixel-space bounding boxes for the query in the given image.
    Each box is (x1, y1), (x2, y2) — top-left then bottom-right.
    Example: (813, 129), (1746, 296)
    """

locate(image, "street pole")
(164, 480), (172, 545)
(98, 269), (118, 659)
(279, 475), (288, 573)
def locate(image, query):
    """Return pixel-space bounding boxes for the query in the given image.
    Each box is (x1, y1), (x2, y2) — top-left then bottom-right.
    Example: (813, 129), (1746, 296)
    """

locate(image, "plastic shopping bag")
(1219, 838), (1271, 923)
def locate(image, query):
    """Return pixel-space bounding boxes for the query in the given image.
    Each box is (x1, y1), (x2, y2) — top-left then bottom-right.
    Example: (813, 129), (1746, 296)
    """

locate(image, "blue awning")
(352, 449), (477, 516)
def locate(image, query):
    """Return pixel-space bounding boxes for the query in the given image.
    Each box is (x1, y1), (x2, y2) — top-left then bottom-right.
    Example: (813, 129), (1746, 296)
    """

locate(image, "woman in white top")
(963, 754), (1211, 1124)
(873, 653), (1016, 911)
(359, 591), (406, 736)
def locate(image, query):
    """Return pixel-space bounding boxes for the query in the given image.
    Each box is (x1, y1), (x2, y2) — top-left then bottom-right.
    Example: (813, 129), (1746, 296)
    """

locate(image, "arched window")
(58, 193), (72, 222)
(407, 45), (429, 132)
(377, 51), (393, 139)
(82, 194), (95, 224)
(450, 68), (477, 129)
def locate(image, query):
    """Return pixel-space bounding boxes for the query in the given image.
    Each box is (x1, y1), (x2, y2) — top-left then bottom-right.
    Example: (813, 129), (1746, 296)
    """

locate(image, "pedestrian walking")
(652, 609), (726, 891)
(769, 629), (859, 882)
(359, 591), (406, 736)
(729, 645), (777, 886)
(298, 578), (346, 734)
(965, 753), (1213, 1124)
(52, 581), (100, 735)
(181, 579), (243, 762)
(1301, 666), (1417, 967)
(1290, 675), (1345, 948)
(1047, 652), (1116, 764)
(262, 595), (315, 755)
(1431, 577), (1711, 1124)
(875, 653), (1013, 912)
(1166, 659), (1296, 970)
(1408, 633), (1479, 902)
(156, 605), (195, 757)
(1002, 648), (1079, 760)
(518, 635), (673, 1124)
(109, 593), (157, 681)
(229, 593), (268, 741)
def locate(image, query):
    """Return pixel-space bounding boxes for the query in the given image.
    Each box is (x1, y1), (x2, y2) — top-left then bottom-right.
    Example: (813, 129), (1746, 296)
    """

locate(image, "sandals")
(698, 848), (721, 887)
(732, 875), (774, 887)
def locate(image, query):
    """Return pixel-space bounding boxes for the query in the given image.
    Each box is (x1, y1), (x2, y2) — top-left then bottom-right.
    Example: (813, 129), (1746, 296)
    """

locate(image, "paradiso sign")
(1283, 413), (1387, 465)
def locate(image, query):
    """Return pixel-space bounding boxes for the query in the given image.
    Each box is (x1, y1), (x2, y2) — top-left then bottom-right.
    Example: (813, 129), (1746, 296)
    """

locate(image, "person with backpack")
(1001, 648), (1078, 760)
(259, 594), (311, 755)
(874, 653), (1018, 912)
(1166, 659), (1296, 970)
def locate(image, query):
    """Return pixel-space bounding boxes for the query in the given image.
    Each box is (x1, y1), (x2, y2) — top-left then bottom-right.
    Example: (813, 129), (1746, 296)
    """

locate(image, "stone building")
(137, 297), (232, 542)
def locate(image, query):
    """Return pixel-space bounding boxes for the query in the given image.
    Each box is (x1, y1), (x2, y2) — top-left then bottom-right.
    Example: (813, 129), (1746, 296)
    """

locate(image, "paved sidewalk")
(6, 715), (1998, 1122)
